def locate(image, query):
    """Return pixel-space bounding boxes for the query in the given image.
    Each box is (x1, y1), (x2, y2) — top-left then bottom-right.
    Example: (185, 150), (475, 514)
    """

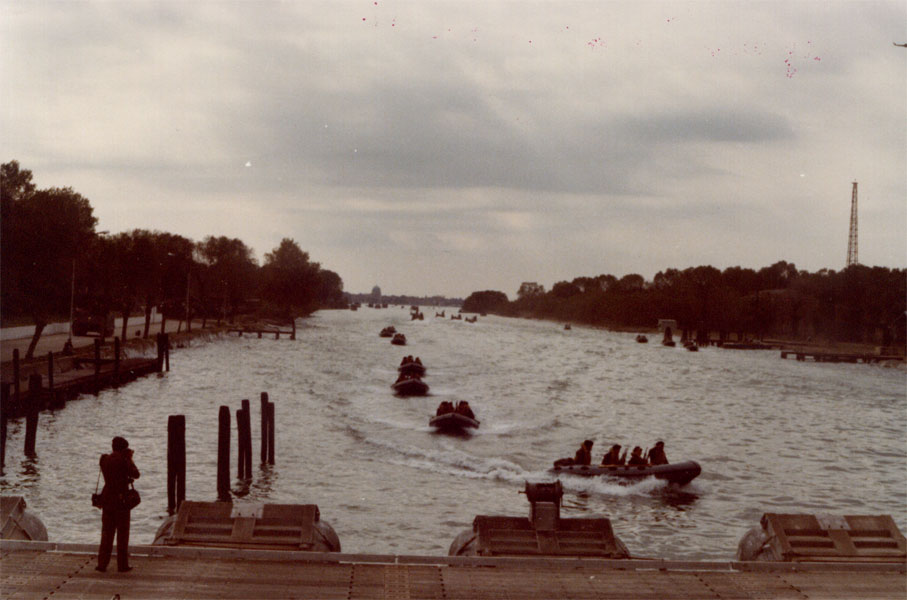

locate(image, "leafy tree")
(260, 238), (320, 319)
(196, 236), (258, 323)
(1, 165), (98, 357)
(462, 290), (508, 313)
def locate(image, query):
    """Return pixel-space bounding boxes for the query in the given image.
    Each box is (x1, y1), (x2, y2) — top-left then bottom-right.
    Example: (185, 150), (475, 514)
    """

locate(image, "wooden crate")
(762, 513), (906, 563)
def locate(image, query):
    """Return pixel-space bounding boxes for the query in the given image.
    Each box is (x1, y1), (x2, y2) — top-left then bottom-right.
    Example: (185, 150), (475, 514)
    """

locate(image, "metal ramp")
(165, 501), (322, 551)
(469, 481), (628, 558)
(761, 513), (906, 563)
(473, 515), (625, 557)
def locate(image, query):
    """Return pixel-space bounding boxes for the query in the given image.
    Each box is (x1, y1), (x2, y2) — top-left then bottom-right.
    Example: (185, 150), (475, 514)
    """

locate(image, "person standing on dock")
(96, 436), (140, 573)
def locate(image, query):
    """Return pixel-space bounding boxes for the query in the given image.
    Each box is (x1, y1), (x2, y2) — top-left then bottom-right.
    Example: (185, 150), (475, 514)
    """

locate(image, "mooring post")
(291, 320), (296, 341)
(260, 392), (269, 463)
(24, 374), (42, 457)
(156, 333), (163, 372)
(241, 400), (252, 476)
(1, 385), (8, 473)
(113, 337), (120, 388)
(93, 338), (101, 395)
(47, 351), (55, 402)
(217, 406), (231, 501)
(164, 333), (170, 372)
(266, 401), (275, 465)
(236, 407), (248, 479)
(167, 415), (186, 514)
(12, 349), (20, 415)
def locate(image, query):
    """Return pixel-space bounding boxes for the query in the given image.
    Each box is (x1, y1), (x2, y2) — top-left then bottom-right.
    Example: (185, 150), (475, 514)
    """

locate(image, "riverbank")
(2, 540), (904, 599)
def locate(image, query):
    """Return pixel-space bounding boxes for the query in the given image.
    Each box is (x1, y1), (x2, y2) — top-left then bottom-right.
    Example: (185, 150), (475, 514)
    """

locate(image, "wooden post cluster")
(24, 374), (41, 457)
(213, 393), (276, 502)
(236, 400), (253, 479)
(167, 415), (186, 514)
(217, 406), (231, 501)
(260, 392), (275, 465)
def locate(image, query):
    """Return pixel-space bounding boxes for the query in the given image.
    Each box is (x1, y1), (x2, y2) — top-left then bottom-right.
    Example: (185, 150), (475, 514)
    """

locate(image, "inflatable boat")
(549, 460), (701, 486)
(392, 377), (429, 396)
(399, 362), (426, 377)
(429, 412), (479, 432)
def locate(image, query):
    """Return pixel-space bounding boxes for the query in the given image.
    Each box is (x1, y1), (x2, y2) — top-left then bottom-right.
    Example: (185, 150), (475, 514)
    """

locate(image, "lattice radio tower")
(846, 181), (859, 267)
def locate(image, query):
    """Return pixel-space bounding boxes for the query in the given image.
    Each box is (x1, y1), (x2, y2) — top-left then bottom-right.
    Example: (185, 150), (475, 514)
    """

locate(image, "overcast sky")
(3, 1), (905, 298)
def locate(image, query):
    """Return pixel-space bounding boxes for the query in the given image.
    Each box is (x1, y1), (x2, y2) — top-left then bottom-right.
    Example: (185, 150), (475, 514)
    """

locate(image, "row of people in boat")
(557, 439), (668, 468)
(435, 400), (475, 420)
(400, 355), (423, 366)
(599, 441), (668, 466)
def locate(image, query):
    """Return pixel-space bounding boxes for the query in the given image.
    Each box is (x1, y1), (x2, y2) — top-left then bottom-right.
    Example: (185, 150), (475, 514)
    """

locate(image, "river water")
(2, 307), (905, 560)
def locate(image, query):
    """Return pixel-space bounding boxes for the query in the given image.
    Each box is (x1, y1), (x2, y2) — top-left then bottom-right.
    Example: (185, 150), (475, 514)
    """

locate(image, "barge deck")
(2, 540), (904, 599)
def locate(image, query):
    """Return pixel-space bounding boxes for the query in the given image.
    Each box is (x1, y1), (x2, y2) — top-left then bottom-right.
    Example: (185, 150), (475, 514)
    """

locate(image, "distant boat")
(391, 333), (407, 345)
(379, 326), (396, 337)
(564, 324), (571, 330)
(635, 334), (648, 343)
(399, 361), (426, 377)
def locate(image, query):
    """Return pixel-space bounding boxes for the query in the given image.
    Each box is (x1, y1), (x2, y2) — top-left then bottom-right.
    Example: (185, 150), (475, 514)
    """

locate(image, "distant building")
(370, 286), (382, 302)
(657, 319), (678, 332)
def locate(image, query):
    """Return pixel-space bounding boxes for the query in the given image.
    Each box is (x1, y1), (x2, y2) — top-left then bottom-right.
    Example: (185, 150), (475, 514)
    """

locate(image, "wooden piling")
(93, 339), (101, 395)
(217, 406), (230, 501)
(1, 385), (7, 472)
(12, 349), (20, 415)
(260, 392), (269, 463)
(236, 407), (251, 479)
(291, 320), (296, 341)
(236, 401), (252, 479)
(24, 374), (41, 457)
(266, 401), (275, 465)
(167, 415), (186, 514)
(164, 333), (170, 372)
(113, 337), (120, 388)
(46, 351), (55, 401)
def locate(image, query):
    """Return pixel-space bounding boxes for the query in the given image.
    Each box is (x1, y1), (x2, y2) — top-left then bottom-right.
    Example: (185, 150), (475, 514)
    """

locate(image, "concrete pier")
(2, 540), (905, 599)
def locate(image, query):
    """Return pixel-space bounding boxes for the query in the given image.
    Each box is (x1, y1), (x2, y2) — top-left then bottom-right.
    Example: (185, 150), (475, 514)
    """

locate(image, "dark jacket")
(574, 444), (592, 466)
(99, 450), (140, 510)
(648, 446), (668, 465)
(601, 448), (624, 466)
(627, 453), (647, 466)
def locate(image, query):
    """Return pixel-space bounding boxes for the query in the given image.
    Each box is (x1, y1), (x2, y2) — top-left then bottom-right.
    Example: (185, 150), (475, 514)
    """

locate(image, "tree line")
(1, 161), (345, 358)
(462, 262), (906, 348)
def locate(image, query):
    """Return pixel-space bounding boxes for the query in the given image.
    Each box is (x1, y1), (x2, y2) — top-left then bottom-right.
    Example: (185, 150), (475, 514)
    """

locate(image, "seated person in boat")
(415, 357), (422, 365)
(574, 439), (594, 466)
(627, 446), (647, 466)
(455, 401), (475, 420)
(601, 444), (625, 466)
(648, 440), (668, 465)
(436, 401), (454, 416)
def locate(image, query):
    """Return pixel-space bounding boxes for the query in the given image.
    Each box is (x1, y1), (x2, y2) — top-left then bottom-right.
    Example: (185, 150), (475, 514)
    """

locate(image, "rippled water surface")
(3, 308), (905, 560)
